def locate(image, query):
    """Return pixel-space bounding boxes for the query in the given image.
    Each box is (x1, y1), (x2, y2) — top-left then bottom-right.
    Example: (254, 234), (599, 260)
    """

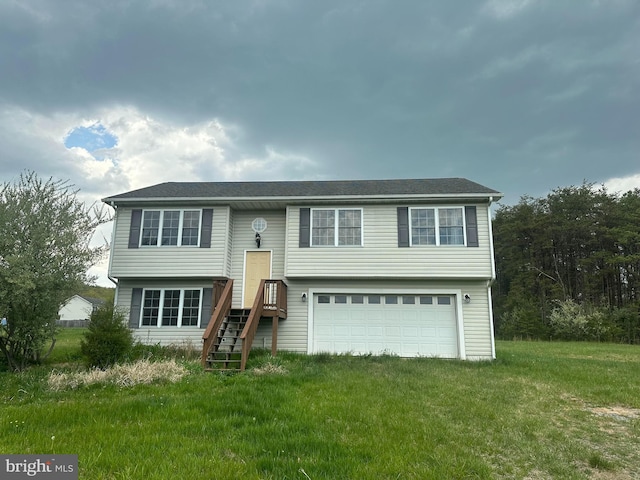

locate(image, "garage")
(312, 293), (459, 358)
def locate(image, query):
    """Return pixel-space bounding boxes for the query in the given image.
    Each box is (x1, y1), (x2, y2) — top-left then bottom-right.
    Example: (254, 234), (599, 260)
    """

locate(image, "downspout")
(488, 197), (497, 281)
(487, 196), (497, 359)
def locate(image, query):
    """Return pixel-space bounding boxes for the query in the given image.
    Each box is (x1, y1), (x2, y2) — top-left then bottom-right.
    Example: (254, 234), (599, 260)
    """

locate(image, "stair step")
(208, 350), (241, 357)
(213, 347), (241, 354)
(203, 303), (253, 371)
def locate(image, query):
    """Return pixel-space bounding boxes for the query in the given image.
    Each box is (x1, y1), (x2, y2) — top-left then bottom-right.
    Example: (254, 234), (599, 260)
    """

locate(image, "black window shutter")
(200, 288), (213, 329)
(200, 209), (213, 248)
(128, 209), (142, 248)
(397, 207), (409, 247)
(299, 208), (310, 248)
(465, 206), (479, 247)
(129, 288), (143, 329)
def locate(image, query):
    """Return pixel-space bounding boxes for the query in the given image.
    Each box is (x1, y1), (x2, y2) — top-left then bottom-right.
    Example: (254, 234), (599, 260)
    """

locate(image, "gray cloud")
(0, 0), (639, 207)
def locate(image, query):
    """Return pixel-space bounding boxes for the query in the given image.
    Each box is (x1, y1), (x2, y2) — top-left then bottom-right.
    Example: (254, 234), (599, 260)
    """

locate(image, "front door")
(243, 251), (272, 308)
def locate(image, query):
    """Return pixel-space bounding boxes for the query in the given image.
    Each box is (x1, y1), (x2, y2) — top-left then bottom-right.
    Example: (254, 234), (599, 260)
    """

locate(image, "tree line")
(492, 184), (640, 343)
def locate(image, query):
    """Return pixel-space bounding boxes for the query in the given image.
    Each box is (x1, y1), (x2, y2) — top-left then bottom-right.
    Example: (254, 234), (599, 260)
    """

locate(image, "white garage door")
(313, 293), (459, 358)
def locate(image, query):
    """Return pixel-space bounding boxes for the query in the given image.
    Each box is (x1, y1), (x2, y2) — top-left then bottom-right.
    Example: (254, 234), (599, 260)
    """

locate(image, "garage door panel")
(384, 326), (402, 338)
(313, 293), (458, 358)
(334, 325), (350, 336)
(367, 325), (384, 336)
(350, 342), (367, 353)
(351, 325), (367, 336)
(420, 327), (437, 337)
(402, 310), (419, 322)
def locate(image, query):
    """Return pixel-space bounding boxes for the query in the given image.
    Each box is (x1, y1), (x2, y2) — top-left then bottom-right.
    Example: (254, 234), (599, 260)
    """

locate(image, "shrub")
(497, 300), (548, 340)
(549, 299), (590, 340)
(549, 299), (620, 342)
(609, 305), (640, 344)
(81, 303), (134, 369)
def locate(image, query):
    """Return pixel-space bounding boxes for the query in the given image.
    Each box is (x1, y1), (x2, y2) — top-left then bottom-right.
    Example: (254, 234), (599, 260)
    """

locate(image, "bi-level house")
(102, 178), (502, 370)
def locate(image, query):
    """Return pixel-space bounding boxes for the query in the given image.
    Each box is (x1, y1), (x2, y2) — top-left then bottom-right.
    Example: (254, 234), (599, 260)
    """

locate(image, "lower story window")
(141, 289), (202, 327)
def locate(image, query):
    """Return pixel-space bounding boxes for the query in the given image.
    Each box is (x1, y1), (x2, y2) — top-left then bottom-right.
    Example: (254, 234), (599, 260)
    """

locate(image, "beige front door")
(243, 251), (272, 308)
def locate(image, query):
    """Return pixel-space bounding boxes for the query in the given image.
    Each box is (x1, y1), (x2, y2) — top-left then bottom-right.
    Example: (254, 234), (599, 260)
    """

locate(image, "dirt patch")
(561, 394), (640, 422)
(588, 406), (640, 422)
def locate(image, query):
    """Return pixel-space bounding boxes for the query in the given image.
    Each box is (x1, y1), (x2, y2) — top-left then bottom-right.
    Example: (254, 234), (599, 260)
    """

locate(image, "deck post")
(271, 317), (278, 356)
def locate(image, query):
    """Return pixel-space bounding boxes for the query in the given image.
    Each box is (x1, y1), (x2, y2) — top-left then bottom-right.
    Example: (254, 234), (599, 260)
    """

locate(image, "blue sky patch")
(64, 123), (118, 154)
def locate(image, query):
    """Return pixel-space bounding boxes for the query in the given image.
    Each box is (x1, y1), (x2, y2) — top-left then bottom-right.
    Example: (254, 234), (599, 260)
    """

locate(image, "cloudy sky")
(1, 0), (639, 285)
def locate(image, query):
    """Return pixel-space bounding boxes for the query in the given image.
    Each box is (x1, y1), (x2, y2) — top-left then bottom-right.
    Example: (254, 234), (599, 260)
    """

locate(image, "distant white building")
(58, 295), (104, 325)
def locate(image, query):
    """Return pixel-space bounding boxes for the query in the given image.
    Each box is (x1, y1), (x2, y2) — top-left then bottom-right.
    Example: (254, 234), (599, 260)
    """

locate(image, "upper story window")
(410, 207), (465, 246)
(311, 208), (363, 246)
(140, 210), (201, 247)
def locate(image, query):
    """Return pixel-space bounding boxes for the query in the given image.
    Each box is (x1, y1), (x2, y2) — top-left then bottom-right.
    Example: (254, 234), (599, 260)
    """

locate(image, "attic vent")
(252, 217), (267, 233)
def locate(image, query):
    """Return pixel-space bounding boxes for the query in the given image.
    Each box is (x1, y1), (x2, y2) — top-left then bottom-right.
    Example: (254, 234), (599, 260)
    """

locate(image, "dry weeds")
(48, 359), (189, 391)
(252, 362), (288, 376)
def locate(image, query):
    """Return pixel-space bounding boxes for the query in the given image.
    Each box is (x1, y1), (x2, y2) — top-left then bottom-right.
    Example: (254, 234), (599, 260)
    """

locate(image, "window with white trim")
(140, 289), (202, 327)
(311, 208), (363, 246)
(410, 207), (465, 246)
(140, 210), (202, 247)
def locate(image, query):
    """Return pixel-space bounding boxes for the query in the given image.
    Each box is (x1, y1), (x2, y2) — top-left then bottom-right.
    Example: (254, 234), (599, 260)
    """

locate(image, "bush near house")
(80, 303), (134, 369)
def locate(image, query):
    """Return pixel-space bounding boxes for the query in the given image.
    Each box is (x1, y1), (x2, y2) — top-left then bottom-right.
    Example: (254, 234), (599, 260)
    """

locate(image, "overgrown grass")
(1, 333), (639, 479)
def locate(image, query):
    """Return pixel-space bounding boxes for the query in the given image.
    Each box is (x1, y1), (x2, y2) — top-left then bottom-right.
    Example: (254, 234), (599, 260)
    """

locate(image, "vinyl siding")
(110, 201), (495, 358)
(253, 278), (493, 359)
(225, 208), (234, 277)
(58, 296), (93, 321)
(116, 279), (212, 346)
(116, 278), (493, 359)
(110, 206), (230, 278)
(228, 210), (287, 308)
(285, 204), (494, 279)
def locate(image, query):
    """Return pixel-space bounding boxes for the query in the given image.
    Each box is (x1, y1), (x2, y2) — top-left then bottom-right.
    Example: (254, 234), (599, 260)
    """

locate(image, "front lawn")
(1, 334), (639, 479)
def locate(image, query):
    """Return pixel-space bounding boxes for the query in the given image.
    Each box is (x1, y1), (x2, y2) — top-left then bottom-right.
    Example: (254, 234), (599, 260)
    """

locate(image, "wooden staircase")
(201, 278), (287, 372)
(204, 308), (250, 371)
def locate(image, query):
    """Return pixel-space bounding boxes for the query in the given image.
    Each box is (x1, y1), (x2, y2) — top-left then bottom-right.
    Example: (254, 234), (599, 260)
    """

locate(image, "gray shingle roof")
(103, 178), (502, 202)
(79, 296), (106, 307)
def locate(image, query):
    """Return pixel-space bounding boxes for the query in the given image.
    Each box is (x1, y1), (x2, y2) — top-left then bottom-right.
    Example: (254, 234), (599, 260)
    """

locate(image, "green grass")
(1, 334), (639, 479)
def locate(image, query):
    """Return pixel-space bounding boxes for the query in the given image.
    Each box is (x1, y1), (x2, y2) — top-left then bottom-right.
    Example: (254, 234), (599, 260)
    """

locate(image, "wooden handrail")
(201, 279), (233, 368)
(239, 279), (287, 370)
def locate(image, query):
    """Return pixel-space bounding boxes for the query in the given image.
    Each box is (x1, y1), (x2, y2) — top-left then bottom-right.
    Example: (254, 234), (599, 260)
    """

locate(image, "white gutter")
(488, 283), (496, 359)
(487, 196), (497, 359)
(488, 196), (497, 280)
(107, 201), (118, 289)
(102, 193), (505, 205)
